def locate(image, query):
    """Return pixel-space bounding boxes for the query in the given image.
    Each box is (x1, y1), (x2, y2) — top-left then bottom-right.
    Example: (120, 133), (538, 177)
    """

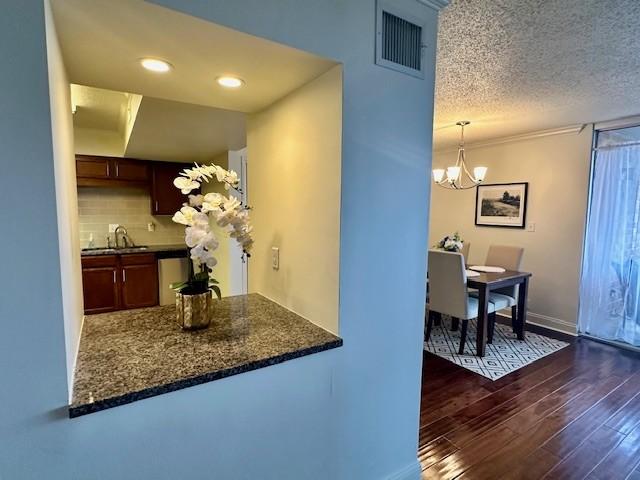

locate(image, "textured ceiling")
(434, 0), (640, 149)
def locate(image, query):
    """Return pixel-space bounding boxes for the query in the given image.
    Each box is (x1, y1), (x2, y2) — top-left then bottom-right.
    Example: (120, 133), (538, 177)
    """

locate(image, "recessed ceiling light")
(140, 58), (173, 73)
(216, 76), (244, 88)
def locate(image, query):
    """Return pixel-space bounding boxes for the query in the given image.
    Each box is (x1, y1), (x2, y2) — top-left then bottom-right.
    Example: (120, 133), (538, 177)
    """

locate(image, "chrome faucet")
(114, 226), (134, 249)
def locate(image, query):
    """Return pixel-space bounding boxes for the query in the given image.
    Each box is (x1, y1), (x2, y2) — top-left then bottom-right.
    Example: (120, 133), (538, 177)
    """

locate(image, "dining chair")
(426, 250), (512, 354)
(475, 245), (525, 332)
(460, 242), (470, 261)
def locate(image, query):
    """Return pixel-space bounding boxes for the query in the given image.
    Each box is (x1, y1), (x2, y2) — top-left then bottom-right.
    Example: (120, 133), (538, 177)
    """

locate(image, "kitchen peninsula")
(69, 293), (342, 417)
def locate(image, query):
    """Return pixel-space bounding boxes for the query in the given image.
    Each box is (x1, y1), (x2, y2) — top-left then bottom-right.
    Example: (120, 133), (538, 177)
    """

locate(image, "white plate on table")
(469, 265), (506, 273)
(465, 269), (480, 277)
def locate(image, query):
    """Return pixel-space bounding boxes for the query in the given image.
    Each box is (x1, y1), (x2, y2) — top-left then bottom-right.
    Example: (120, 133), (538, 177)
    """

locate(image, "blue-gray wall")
(0, 1), (440, 478)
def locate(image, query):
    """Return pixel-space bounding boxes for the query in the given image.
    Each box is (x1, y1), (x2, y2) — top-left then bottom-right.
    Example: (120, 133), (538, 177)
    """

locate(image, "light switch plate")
(271, 247), (279, 270)
(147, 222), (155, 232)
(108, 224), (119, 233)
(526, 222), (536, 232)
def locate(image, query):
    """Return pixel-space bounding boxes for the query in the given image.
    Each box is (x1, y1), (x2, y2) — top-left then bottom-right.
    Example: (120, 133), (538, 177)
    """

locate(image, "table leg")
(451, 317), (460, 331)
(516, 277), (529, 340)
(476, 285), (489, 357)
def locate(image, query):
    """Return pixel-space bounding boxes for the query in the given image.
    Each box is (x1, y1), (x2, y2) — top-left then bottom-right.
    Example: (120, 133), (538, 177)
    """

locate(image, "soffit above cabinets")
(71, 84), (246, 162)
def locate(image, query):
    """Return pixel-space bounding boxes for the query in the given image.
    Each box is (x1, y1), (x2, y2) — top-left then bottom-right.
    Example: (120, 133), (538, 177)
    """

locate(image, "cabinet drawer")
(82, 255), (118, 268)
(121, 253), (156, 266)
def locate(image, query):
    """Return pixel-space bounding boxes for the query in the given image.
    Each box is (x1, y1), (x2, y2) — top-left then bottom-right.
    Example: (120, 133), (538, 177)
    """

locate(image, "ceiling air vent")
(375, 1), (425, 78)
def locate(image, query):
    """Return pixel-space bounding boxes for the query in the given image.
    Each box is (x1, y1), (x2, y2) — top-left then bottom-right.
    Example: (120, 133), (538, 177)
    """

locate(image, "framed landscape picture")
(475, 182), (528, 228)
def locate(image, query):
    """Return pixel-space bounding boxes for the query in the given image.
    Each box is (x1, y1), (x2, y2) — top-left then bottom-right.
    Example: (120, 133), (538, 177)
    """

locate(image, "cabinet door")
(114, 158), (149, 182)
(76, 155), (111, 179)
(82, 266), (120, 314)
(151, 162), (190, 215)
(121, 261), (159, 309)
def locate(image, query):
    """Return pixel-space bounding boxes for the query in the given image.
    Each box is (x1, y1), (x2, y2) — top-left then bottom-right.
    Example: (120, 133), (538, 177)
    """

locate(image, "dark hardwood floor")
(419, 332), (640, 479)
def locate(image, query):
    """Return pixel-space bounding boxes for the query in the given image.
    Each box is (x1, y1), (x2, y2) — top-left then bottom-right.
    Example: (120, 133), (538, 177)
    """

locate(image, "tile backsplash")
(78, 187), (185, 248)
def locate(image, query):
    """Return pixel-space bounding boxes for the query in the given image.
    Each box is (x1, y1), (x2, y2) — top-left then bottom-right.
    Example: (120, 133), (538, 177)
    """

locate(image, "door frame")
(228, 148), (248, 295)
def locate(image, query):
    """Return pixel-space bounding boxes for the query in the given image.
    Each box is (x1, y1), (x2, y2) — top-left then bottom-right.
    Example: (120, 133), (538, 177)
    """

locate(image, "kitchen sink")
(82, 246), (149, 254)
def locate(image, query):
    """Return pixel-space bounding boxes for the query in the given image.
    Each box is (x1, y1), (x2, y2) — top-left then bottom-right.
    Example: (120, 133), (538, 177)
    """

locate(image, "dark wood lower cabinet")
(81, 256), (120, 314)
(121, 254), (159, 309)
(82, 253), (158, 314)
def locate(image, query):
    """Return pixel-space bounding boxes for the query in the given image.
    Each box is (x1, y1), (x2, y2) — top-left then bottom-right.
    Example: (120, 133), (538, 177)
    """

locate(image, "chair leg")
(426, 310), (435, 342)
(458, 320), (468, 355)
(511, 305), (518, 333)
(433, 311), (442, 327)
(451, 317), (460, 331)
(488, 312), (496, 344)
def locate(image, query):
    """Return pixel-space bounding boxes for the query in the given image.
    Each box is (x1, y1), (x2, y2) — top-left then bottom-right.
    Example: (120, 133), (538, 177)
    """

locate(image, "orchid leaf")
(211, 285), (222, 300)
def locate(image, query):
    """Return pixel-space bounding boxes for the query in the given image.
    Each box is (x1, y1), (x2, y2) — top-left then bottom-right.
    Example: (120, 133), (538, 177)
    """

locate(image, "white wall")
(430, 127), (594, 333)
(45, 0), (84, 395)
(247, 65), (342, 334)
(0, 1), (441, 479)
(74, 126), (126, 157)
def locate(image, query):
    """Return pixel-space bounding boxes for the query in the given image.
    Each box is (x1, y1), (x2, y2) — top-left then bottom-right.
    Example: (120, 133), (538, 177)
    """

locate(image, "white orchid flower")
(173, 162), (254, 273)
(185, 225), (207, 248)
(200, 232), (219, 251)
(224, 170), (240, 188)
(201, 192), (224, 213)
(223, 196), (241, 211)
(188, 194), (204, 207)
(172, 211), (189, 225)
(215, 210), (234, 227)
(191, 211), (209, 228)
(204, 192), (224, 206)
(214, 166), (227, 182)
(174, 176), (200, 194)
(205, 254), (218, 268)
(189, 244), (207, 264)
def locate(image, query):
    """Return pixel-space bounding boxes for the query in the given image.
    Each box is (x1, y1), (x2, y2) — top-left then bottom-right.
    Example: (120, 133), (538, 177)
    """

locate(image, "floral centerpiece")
(435, 232), (464, 252)
(170, 163), (253, 329)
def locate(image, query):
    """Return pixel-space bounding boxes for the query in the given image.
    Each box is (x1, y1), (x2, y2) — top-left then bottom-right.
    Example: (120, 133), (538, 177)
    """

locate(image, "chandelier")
(432, 121), (487, 190)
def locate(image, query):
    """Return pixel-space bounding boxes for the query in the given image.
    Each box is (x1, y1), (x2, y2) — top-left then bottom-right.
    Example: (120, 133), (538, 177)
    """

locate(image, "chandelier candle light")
(171, 163), (254, 330)
(432, 121), (488, 190)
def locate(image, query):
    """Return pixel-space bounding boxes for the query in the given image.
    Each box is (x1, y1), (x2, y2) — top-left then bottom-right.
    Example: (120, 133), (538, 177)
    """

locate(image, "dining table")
(467, 268), (532, 357)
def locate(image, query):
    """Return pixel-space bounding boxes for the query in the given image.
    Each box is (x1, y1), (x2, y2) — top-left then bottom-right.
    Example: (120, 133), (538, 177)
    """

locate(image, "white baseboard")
(497, 311), (578, 336)
(385, 460), (421, 480)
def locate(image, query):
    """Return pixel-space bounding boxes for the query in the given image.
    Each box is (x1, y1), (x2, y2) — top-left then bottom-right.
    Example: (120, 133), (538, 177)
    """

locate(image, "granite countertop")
(81, 244), (188, 257)
(69, 293), (342, 417)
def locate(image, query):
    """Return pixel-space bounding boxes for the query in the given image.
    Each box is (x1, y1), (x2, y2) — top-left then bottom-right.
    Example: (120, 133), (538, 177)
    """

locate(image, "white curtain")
(579, 144), (640, 345)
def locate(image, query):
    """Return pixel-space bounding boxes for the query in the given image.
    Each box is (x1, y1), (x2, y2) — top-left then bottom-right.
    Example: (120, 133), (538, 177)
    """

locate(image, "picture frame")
(475, 182), (528, 228)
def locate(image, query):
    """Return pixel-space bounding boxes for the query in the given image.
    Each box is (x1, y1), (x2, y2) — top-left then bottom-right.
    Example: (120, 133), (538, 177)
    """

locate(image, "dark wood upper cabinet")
(81, 255), (120, 314)
(81, 253), (158, 314)
(76, 155), (111, 180)
(76, 155), (149, 187)
(151, 162), (190, 215)
(113, 158), (149, 182)
(76, 155), (189, 216)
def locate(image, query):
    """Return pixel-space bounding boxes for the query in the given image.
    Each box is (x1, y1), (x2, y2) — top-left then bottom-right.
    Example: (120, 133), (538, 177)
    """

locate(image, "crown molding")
(415, 0), (449, 11)
(594, 115), (640, 132)
(434, 124), (586, 153)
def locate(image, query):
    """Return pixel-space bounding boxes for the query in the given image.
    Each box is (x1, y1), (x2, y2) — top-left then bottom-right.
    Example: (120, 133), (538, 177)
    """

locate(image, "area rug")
(424, 318), (569, 380)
